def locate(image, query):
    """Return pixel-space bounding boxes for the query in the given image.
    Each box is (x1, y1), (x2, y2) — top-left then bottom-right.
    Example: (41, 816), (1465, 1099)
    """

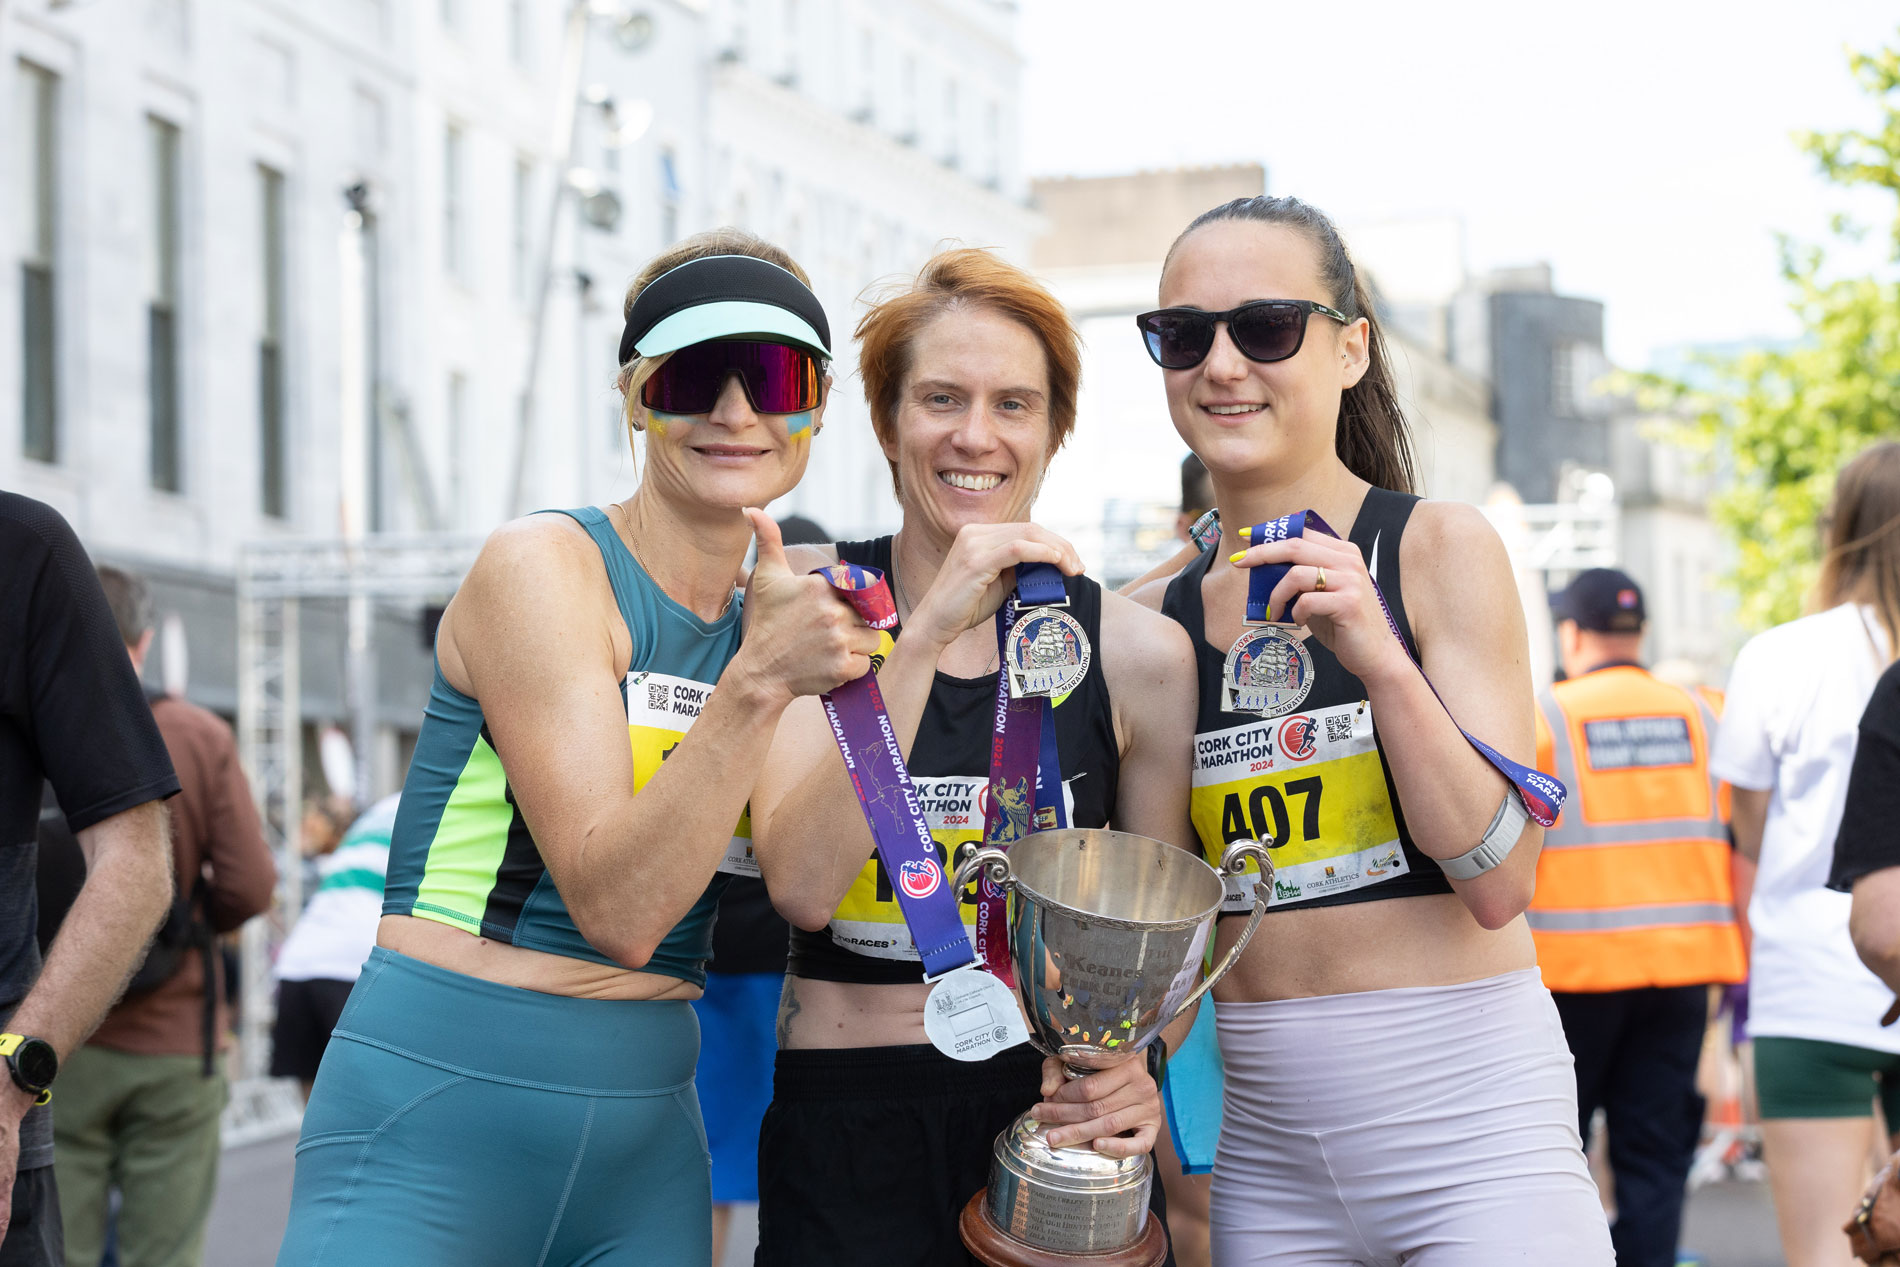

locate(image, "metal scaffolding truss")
(231, 534), (480, 1142)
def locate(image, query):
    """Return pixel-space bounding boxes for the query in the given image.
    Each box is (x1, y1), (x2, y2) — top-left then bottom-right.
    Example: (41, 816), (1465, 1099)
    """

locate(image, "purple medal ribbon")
(975, 562), (1071, 988)
(815, 563), (980, 980)
(1241, 513), (1567, 827)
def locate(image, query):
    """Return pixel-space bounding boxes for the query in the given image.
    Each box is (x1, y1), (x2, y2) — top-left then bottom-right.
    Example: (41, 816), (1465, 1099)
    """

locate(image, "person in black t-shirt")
(1830, 659), (1900, 1006)
(0, 494), (180, 1267)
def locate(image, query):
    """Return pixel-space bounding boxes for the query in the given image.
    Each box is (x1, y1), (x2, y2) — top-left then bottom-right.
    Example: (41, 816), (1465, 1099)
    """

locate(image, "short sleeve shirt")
(0, 494), (179, 1167)
(1830, 658), (1900, 893)
(1711, 603), (1893, 1051)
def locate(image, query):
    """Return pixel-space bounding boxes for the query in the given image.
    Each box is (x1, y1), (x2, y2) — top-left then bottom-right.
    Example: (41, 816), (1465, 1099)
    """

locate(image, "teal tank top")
(382, 507), (751, 987)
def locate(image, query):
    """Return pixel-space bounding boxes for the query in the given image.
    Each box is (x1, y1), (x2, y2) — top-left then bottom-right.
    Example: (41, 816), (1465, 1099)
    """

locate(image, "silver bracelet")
(1438, 790), (1530, 881)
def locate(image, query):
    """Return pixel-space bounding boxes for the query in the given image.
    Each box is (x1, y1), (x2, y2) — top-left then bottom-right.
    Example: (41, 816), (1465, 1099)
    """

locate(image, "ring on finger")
(1314, 566), (1328, 592)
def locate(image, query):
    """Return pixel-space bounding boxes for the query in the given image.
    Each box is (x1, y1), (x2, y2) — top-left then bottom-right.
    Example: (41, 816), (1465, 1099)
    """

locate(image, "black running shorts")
(754, 1042), (1173, 1267)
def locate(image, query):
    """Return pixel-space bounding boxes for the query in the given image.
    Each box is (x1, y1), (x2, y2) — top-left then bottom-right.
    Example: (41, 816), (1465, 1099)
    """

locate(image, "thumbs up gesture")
(730, 508), (885, 708)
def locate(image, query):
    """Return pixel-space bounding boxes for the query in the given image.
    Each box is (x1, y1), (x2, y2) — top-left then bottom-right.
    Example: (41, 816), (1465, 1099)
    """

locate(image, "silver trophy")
(952, 829), (1273, 1266)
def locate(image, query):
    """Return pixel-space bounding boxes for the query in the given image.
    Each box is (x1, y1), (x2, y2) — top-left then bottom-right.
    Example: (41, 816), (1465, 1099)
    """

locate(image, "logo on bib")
(1278, 715), (1318, 761)
(898, 858), (943, 900)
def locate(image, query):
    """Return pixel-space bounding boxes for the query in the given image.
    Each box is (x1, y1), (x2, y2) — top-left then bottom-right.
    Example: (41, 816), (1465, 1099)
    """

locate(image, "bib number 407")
(1220, 776), (1322, 848)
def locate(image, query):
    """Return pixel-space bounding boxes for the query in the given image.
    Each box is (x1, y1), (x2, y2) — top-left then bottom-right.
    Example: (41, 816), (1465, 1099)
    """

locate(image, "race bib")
(1190, 700), (1403, 911)
(828, 773), (1077, 960)
(626, 669), (755, 877)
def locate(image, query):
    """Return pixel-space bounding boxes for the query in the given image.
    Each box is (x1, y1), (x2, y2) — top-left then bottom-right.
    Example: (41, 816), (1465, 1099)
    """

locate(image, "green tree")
(1639, 33), (1900, 634)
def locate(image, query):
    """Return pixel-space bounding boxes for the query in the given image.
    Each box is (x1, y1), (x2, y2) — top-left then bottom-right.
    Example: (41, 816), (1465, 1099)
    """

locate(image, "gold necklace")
(610, 501), (735, 622)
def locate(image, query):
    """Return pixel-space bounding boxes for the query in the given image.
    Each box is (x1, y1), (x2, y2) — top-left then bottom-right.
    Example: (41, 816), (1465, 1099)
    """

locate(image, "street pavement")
(208, 1131), (1782, 1266)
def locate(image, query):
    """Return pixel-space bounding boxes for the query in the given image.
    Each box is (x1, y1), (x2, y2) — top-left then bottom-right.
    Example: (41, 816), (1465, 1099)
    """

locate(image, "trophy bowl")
(952, 829), (1273, 1266)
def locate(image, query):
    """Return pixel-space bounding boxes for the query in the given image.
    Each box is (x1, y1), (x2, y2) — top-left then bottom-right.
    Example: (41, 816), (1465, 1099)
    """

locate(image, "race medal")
(924, 965), (1031, 1062)
(1222, 624), (1315, 718)
(1005, 607), (1091, 699)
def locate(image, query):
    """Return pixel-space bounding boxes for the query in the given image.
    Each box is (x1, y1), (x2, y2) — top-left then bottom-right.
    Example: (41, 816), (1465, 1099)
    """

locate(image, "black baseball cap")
(1553, 568), (1646, 633)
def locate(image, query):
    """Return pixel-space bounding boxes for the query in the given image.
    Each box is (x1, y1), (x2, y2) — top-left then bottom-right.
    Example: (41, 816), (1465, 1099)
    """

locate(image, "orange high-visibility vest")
(1528, 665), (1746, 992)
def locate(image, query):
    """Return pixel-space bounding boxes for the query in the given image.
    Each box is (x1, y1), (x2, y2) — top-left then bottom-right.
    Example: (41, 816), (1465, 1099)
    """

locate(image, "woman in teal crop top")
(276, 231), (885, 1267)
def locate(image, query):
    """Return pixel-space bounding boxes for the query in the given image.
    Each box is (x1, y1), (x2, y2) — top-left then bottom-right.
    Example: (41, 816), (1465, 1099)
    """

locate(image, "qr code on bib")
(647, 681), (670, 713)
(1325, 714), (1355, 744)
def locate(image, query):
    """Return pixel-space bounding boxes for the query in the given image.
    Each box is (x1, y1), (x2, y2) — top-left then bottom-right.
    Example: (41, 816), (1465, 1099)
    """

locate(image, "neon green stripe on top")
(410, 731), (515, 935)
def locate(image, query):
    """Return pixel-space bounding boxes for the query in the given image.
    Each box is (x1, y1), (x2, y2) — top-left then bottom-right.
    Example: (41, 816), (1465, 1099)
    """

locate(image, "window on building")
(448, 372), (468, 521)
(17, 61), (58, 464)
(513, 157), (532, 302)
(782, 0), (799, 83)
(508, 0), (529, 67)
(659, 147), (681, 245)
(943, 78), (959, 166)
(729, 0), (748, 61)
(259, 165), (287, 517)
(984, 99), (1002, 187)
(1549, 341), (1576, 418)
(901, 54), (917, 141)
(147, 115), (183, 492)
(443, 122), (464, 278)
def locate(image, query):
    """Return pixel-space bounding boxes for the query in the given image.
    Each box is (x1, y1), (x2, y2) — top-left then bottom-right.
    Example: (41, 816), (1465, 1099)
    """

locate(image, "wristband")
(1438, 789), (1530, 881)
(1145, 1037), (1168, 1088)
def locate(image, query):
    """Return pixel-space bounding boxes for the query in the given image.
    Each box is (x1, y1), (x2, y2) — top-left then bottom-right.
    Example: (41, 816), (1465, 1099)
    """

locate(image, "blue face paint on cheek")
(785, 411), (814, 437)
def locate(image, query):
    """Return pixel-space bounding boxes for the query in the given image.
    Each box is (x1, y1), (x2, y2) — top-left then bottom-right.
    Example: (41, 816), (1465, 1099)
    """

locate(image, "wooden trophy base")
(958, 1190), (1170, 1267)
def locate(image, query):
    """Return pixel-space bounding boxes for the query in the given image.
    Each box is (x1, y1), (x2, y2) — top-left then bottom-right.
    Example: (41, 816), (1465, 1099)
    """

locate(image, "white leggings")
(1209, 968), (1613, 1266)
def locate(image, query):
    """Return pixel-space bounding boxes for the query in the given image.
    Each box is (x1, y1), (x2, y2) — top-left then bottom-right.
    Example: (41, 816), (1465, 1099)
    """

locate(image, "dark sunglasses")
(1134, 300), (1350, 370)
(641, 340), (825, 416)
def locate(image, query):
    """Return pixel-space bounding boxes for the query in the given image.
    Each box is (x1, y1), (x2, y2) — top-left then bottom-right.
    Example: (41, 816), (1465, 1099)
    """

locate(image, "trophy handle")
(1169, 839), (1275, 1022)
(952, 845), (1013, 899)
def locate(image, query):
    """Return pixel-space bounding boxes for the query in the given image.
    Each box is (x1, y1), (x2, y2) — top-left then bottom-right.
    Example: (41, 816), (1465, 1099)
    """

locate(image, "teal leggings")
(276, 948), (712, 1267)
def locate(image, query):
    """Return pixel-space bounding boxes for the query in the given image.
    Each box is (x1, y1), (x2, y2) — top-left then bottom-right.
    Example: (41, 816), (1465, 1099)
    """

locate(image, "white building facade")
(2, 0), (1032, 789)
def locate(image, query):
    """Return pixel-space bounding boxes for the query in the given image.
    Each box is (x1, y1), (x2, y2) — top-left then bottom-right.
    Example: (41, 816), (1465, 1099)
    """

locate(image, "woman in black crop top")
(1127, 198), (1613, 1263)
(745, 249), (1201, 1267)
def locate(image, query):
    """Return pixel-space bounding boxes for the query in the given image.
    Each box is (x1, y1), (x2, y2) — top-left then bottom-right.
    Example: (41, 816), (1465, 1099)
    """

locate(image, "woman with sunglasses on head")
(274, 231), (882, 1267)
(746, 248), (1200, 1266)
(1127, 197), (1613, 1265)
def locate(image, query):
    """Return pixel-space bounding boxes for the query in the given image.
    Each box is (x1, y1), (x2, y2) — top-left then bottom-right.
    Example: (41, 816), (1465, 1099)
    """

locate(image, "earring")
(812, 421), (825, 436)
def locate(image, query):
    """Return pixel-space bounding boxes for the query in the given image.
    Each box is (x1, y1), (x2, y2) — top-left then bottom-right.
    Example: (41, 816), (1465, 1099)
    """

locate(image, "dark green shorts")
(1754, 1035), (1900, 1121)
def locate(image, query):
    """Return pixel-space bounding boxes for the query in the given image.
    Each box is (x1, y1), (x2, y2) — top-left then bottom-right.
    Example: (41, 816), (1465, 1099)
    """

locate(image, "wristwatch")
(0, 1034), (57, 1106)
(1145, 1039), (1169, 1089)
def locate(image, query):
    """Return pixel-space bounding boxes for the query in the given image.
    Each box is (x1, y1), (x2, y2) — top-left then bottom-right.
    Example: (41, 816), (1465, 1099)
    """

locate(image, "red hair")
(855, 248), (1081, 494)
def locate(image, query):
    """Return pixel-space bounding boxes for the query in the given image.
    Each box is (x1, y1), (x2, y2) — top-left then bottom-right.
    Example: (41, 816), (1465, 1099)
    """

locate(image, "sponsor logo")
(898, 858), (942, 900)
(1278, 715), (1318, 761)
(1273, 879), (1303, 901)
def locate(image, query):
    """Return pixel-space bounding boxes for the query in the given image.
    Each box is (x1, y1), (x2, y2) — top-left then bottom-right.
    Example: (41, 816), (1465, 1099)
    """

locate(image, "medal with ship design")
(1223, 624), (1315, 718)
(1005, 607), (1091, 699)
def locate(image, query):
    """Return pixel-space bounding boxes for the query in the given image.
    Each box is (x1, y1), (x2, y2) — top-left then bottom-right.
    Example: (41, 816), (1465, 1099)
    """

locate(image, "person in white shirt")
(269, 794), (397, 1099)
(1709, 440), (1900, 1267)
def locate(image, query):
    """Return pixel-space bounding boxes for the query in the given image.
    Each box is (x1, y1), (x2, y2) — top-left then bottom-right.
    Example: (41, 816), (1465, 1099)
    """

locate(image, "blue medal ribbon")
(1239, 513), (1568, 827)
(814, 563), (980, 980)
(974, 562), (1071, 987)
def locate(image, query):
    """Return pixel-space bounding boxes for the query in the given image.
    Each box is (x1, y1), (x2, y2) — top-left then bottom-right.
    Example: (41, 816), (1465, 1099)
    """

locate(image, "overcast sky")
(1019, 1), (1898, 369)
